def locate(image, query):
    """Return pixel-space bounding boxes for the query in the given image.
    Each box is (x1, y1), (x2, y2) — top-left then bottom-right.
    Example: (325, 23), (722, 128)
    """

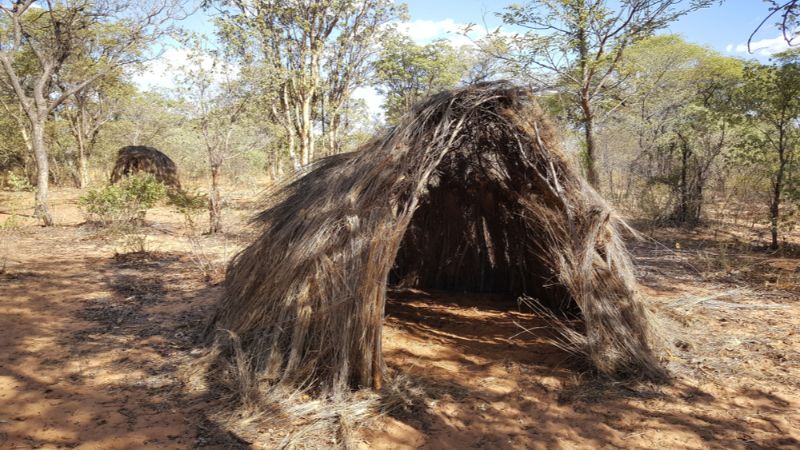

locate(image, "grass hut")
(110, 145), (181, 189)
(207, 82), (665, 395)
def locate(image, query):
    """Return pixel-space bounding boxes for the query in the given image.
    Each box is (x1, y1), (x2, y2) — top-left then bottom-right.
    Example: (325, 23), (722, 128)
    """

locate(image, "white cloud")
(132, 47), (191, 91)
(397, 18), (465, 44)
(727, 34), (794, 56)
(132, 47), (234, 91)
(352, 86), (385, 120)
(396, 18), (494, 48)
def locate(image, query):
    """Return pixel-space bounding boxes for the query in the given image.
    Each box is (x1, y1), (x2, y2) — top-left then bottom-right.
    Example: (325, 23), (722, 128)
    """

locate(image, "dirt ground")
(1, 188), (799, 449)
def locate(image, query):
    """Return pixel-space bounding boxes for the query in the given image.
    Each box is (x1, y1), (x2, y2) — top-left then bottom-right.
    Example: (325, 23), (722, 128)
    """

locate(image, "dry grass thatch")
(206, 81), (666, 396)
(110, 145), (181, 189)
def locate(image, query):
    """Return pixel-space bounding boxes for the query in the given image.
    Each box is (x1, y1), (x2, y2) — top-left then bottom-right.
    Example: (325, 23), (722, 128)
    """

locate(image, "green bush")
(168, 189), (208, 233)
(79, 174), (167, 225)
(168, 189), (207, 215)
(4, 171), (33, 192)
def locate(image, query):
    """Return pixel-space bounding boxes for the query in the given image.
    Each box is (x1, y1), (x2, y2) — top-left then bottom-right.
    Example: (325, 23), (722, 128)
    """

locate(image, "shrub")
(4, 171), (33, 192)
(79, 174), (167, 225)
(168, 189), (208, 216)
(168, 189), (208, 231)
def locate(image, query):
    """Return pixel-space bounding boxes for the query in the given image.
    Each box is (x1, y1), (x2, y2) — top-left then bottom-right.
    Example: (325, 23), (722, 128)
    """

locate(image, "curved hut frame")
(207, 82), (665, 394)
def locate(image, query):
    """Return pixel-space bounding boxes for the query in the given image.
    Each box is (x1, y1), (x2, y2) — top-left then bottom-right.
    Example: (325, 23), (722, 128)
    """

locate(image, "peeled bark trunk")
(77, 142), (89, 189)
(770, 129), (788, 250)
(287, 130), (300, 172)
(770, 198), (779, 250)
(209, 164), (222, 234)
(580, 96), (598, 187)
(31, 118), (53, 226)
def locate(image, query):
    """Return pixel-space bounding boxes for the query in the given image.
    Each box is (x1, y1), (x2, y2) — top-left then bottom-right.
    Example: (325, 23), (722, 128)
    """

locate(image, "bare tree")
(178, 37), (253, 234)
(0, 0), (187, 225)
(212, 0), (400, 169)
(59, 75), (131, 188)
(749, 0), (799, 52)
(493, 0), (713, 187)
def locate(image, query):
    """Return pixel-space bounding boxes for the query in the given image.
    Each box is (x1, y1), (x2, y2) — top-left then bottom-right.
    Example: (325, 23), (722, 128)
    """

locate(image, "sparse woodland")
(1, 1), (800, 449)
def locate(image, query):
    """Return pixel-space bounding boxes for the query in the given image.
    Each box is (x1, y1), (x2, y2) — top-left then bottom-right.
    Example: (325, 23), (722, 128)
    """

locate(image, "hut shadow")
(385, 289), (578, 371)
(0, 248), (246, 448)
(377, 288), (799, 449)
(376, 366), (799, 449)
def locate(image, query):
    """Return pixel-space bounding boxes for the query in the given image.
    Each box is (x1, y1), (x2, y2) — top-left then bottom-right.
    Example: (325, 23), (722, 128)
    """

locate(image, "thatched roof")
(207, 81), (665, 395)
(110, 145), (181, 189)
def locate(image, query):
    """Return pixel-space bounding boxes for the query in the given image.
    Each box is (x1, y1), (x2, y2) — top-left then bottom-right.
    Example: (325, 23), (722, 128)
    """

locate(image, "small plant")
(168, 189), (208, 228)
(0, 214), (21, 231)
(116, 223), (150, 254)
(5, 171), (33, 192)
(79, 174), (167, 225)
(170, 190), (225, 282)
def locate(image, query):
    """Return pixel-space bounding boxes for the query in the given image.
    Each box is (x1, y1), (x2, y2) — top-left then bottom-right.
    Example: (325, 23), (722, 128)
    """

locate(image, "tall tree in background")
(177, 37), (252, 234)
(59, 73), (133, 188)
(0, 0), (185, 225)
(0, 85), (30, 177)
(611, 36), (742, 224)
(374, 34), (469, 124)
(735, 50), (800, 249)
(211, 0), (400, 169)
(495, 0), (713, 187)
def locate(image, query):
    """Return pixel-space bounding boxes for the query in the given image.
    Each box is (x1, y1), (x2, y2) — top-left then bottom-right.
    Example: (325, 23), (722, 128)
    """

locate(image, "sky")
(134, 0), (797, 114)
(397, 0), (793, 56)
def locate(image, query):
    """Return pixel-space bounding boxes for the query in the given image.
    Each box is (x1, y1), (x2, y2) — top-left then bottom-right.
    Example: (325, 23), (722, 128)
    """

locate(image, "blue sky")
(136, 1), (795, 111)
(397, 0), (791, 57)
(175, 0), (792, 56)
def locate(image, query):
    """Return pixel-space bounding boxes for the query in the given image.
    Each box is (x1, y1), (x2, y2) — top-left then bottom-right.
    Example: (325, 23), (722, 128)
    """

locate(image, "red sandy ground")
(1, 188), (799, 449)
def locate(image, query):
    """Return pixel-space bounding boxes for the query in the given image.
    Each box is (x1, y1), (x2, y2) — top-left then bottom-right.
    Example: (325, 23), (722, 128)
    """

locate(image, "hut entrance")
(389, 142), (572, 311)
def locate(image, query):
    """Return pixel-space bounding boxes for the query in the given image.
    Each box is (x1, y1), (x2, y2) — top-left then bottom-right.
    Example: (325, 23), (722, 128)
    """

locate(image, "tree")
(0, 80), (33, 179)
(211, 0), (400, 169)
(374, 34), (469, 124)
(59, 73), (132, 188)
(749, 0), (799, 51)
(594, 36), (743, 224)
(177, 37), (252, 234)
(493, 0), (713, 187)
(735, 50), (800, 249)
(0, 0), (186, 225)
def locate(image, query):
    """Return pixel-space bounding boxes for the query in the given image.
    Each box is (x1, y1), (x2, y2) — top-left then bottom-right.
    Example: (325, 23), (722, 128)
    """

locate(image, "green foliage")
(731, 50), (800, 244)
(600, 35), (745, 223)
(375, 34), (469, 124)
(4, 171), (33, 192)
(79, 174), (167, 225)
(0, 214), (21, 231)
(168, 189), (209, 230)
(168, 189), (207, 214)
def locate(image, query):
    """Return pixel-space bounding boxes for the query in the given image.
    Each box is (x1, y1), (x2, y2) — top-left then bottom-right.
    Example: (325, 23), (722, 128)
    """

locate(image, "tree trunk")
(580, 95), (598, 187)
(209, 164), (222, 234)
(770, 164), (785, 250)
(287, 130), (300, 172)
(770, 195), (779, 250)
(31, 118), (53, 226)
(678, 140), (689, 223)
(300, 95), (314, 166)
(77, 141), (89, 189)
(770, 129), (788, 250)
